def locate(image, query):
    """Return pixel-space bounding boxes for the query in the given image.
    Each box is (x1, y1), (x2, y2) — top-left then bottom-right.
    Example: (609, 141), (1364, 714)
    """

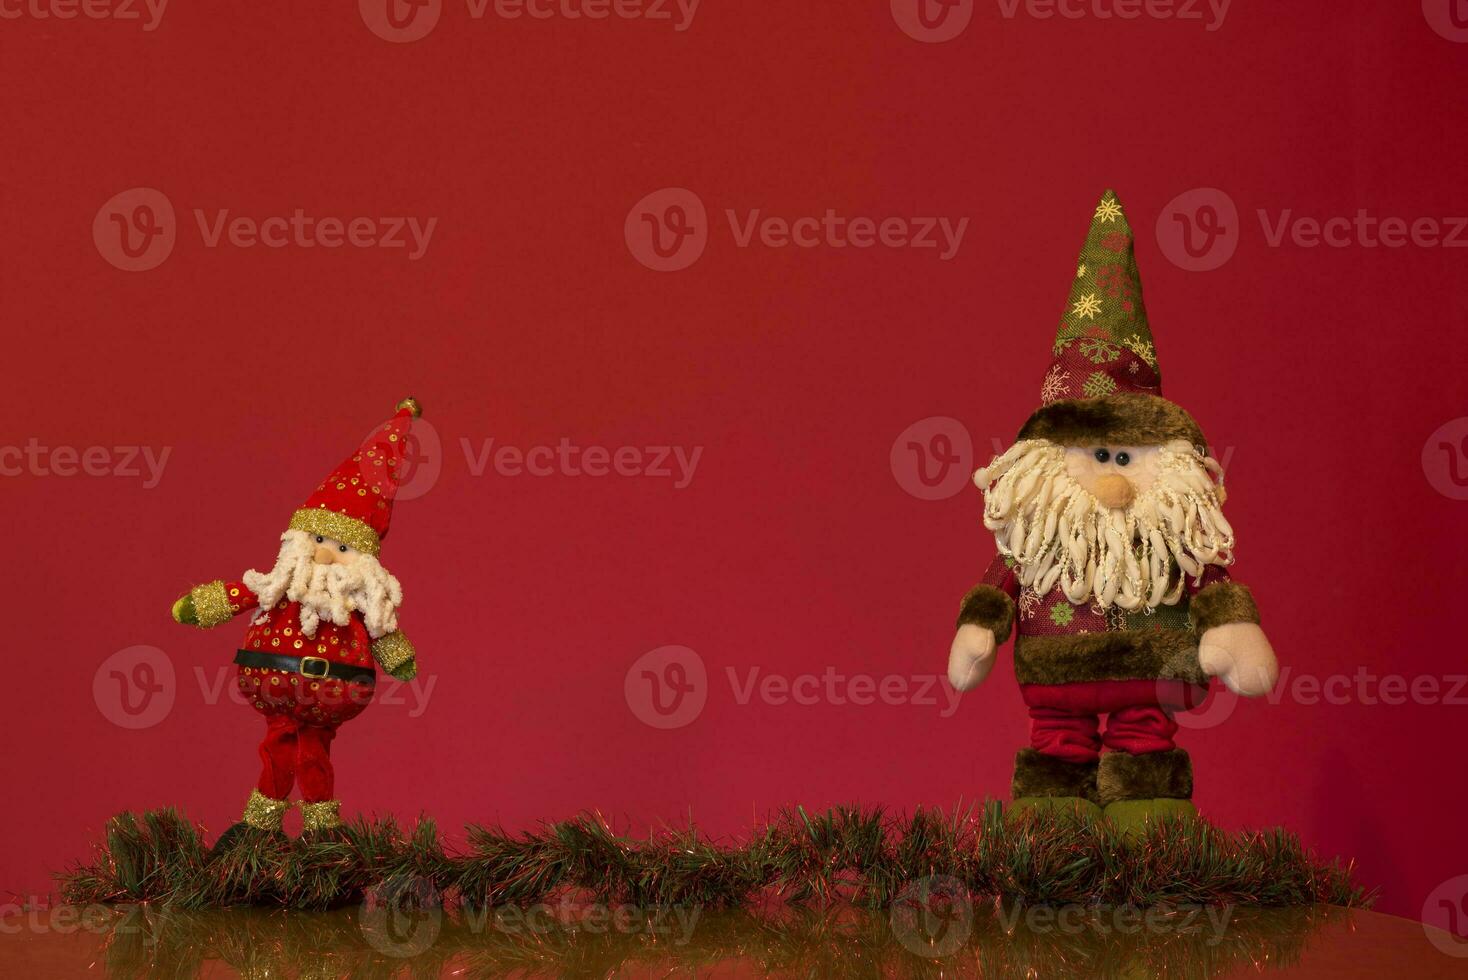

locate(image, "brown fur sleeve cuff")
(957, 584), (1016, 644)
(1190, 581), (1260, 634)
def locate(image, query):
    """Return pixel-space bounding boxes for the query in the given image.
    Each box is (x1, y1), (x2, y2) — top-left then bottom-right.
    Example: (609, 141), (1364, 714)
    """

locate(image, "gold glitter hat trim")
(288, 508), (381, 557)
(242, 788), (291, 831)
(300, 799), (342, 832)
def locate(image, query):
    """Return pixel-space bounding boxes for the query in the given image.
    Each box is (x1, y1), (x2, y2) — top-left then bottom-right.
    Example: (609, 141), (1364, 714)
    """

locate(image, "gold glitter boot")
(299, 799), (344, 840)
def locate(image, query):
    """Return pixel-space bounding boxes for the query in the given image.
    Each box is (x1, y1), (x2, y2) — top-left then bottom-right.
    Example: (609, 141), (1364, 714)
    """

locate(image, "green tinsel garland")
(56, 803), (1371, 912)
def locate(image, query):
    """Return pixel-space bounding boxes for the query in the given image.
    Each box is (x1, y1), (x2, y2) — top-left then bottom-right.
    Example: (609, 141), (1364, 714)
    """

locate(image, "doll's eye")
(1115, 452), (1131, 466)
(1093, 448), (1110, 463)
(315, 536), (324, 543)
(339, 545), (348, 553)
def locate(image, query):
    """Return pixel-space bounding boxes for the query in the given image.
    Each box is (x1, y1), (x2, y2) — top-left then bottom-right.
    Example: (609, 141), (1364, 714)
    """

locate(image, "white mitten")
(947, 624), (997, 692)
(1198, 622), (1279, 697)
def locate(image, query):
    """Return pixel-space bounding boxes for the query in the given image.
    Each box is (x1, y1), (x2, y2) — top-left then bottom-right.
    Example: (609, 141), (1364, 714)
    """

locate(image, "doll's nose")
(1093, 474), (1135, 510)
(313, 545), (337, 565)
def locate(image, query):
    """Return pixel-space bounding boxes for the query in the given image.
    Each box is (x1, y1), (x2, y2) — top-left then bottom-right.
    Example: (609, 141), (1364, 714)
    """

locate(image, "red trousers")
(1020, 679), (1206, 764)
(256, 714), (339, 803)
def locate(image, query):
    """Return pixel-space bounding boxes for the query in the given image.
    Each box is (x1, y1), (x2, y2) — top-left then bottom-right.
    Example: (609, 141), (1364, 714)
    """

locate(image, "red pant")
(1021, 679), (1205, 764)
(256, 714), (339, 803)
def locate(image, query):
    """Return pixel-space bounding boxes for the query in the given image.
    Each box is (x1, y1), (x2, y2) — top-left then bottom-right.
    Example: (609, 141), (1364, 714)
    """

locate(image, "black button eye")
(1094, 449), (1111, 463)
(315, 536), (324, 543)
(339, 545), (348, 553)
(1115, 452), (1131, 466)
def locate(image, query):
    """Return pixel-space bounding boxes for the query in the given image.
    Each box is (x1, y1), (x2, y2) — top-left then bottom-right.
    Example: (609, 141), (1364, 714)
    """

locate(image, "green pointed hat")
(1016, 190), (1206, 449)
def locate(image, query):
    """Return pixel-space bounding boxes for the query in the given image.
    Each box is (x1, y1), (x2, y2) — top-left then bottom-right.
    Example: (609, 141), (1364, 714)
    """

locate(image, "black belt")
(235, 650), (377, 686)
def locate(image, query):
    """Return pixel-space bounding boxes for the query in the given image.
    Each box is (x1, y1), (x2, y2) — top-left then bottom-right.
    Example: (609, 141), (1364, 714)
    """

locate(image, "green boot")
(1098, 749), (1197, 836)
(1009, 748), (1103, 820)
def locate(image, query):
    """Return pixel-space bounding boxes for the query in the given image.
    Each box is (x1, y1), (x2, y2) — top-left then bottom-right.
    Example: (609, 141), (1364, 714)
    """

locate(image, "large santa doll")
(946, 193), (1279, 829)
(171, 398), (423, 840)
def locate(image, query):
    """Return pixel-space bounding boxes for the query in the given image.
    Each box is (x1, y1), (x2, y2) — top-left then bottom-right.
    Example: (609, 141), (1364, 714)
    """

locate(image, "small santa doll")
(946, 193), (1279, 829)
(171, 398), (424, 840)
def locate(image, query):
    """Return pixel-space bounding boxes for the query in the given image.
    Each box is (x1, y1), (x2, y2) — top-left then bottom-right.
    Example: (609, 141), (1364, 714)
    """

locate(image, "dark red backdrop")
(3, 2), (1466, 925)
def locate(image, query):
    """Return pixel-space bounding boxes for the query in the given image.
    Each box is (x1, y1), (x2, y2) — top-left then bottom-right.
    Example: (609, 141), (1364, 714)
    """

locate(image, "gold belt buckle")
(298, 656), (331, 679)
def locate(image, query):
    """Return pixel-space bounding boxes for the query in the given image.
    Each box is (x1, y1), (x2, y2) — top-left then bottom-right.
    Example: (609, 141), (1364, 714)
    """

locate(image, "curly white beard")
(241, 529), (403, 639)
(974, 438), (1234, 611)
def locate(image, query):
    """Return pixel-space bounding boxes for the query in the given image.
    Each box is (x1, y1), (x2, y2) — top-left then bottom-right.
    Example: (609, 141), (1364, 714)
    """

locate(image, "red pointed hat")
(286, 397), (423, 557)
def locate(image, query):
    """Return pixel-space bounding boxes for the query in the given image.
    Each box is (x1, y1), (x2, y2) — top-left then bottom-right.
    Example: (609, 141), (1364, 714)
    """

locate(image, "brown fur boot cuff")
(1011, 748), (1099, 802)
(1097, 749), (1193, 806)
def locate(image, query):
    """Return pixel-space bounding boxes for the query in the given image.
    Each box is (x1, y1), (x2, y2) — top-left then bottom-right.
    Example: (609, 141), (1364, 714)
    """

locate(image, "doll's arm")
(948, 556), (1019, 691)
(172, 580), (259, 628)
(1191, 567), (1278, 697)
(371, 629), (418, 682)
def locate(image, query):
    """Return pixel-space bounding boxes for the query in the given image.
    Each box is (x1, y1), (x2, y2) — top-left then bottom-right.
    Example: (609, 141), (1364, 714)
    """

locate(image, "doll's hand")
(172, 594), (198, 626)
(947, 624), (996, 692)
(1198, 622), (1278, 697)
(386, 658), (418, 683)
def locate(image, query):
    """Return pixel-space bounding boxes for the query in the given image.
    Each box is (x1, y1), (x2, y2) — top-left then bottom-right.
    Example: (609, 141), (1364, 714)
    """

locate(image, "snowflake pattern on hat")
(1041, 191), (1163, 404)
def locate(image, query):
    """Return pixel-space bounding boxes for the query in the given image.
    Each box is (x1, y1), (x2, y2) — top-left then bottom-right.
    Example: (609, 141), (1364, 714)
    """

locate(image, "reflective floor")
(3, 901), (1467, 978)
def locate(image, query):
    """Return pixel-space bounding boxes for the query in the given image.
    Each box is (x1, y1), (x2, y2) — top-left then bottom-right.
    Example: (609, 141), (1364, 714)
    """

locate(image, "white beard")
(974, 438), (1234, 611)
(241, 529), (403, 639)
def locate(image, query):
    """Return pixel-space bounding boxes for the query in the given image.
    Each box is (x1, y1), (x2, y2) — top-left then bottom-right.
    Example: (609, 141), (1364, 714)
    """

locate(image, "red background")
(3, 2), (1466, 924)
